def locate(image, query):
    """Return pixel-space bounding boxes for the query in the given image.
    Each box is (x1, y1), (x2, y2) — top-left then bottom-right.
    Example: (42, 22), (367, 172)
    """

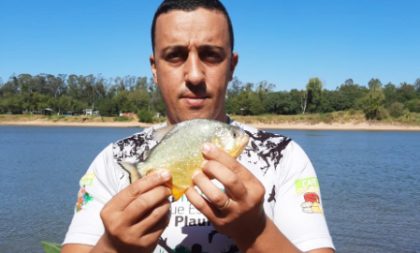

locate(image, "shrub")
(388, 102), (406, 118)
(137, 109), (154, 123)
(406, 99), (420, 113)
(364, 106), (388, 120)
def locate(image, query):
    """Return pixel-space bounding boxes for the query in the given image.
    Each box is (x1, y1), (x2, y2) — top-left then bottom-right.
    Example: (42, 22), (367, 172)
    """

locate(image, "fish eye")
(233, 132), (237, 138)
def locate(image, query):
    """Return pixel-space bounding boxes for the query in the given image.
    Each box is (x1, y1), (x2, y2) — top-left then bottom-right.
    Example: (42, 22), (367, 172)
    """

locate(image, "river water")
(0, 126), (419, 253)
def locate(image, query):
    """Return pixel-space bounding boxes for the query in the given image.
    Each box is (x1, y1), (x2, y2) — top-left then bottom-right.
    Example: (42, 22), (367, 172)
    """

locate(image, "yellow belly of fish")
(167, 158), (202, 201)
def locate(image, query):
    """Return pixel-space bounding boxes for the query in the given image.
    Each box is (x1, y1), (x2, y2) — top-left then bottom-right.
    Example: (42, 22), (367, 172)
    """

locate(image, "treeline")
(0, 73), (419, 122)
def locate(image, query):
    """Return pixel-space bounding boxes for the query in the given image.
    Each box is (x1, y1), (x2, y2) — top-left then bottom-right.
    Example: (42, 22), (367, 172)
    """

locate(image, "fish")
(119, 119), (249, 201)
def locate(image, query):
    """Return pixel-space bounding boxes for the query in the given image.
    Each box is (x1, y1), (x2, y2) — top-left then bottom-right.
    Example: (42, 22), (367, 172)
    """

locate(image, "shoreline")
(1, 119), (420, 131)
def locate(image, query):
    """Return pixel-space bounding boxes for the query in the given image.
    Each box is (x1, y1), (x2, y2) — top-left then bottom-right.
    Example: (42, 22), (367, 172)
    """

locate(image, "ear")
(150, 54), (158, 84)
(229, 52), (239, 81)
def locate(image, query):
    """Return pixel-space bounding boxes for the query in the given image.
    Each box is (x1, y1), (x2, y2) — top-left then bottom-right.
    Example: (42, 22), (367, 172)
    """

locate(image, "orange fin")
(172, 186), (186, 201)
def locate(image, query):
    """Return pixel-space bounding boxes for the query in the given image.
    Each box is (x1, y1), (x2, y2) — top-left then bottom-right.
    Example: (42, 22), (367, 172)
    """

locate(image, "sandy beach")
(1, 118), (420, 131)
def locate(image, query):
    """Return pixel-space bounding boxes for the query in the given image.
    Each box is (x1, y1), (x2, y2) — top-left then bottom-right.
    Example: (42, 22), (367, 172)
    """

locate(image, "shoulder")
(232, 121), (292, 157)
(232, 121), (291, 145)
(112, 123), (166, 163)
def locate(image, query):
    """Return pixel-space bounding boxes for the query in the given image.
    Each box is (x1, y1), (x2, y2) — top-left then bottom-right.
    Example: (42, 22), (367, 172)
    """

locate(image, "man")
(62, 1), (335, 252)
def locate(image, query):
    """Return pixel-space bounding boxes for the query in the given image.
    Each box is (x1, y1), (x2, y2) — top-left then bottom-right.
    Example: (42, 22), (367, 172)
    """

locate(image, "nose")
(184, 52), (204, 85)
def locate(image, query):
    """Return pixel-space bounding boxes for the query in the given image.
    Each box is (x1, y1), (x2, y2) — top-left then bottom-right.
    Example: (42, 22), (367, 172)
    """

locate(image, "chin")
(173, 111), (215, 123)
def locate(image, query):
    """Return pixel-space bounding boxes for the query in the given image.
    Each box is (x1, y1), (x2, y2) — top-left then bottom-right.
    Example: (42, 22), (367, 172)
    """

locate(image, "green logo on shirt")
(295, 177), (319, 194)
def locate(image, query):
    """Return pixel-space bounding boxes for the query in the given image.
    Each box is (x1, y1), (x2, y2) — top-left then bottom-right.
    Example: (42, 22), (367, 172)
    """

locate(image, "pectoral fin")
(172, 185), (186, 201)
(119, 162), (140, 183)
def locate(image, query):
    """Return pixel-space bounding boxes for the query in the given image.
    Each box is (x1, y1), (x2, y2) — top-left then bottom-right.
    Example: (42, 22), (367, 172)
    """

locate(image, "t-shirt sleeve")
(273, 141), (335, 252)
(62, 144), (125, 246)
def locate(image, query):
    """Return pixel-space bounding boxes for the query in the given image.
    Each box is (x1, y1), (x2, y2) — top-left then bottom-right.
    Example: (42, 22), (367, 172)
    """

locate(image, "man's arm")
(186, 143), (335, 253)
(61, 170), (172, 253)
(61, 244), (91, 253)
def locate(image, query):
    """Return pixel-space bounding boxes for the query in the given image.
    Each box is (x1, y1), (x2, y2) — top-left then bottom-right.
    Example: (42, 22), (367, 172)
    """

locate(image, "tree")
(405, 99), (420, 113)
(319, 90), (340, 113)
(288, 89), (307, 114)
(414, 78), (420, 93)
(383, 82), (398, 107)
(362, 78), (386, 120)
(336, 79), (368, 111)
(397, 82), (416, 102)
(305, 78), (323, 113)
(263, 91), (300, 115)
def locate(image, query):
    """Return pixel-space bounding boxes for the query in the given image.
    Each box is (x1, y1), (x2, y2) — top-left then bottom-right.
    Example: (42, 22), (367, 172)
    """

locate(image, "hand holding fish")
(94, 170), (172, 253)
(186, 143), (271, 252)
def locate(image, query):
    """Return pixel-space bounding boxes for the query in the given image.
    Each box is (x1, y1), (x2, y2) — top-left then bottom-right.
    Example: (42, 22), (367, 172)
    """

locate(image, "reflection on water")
(0, 127), (419, 253)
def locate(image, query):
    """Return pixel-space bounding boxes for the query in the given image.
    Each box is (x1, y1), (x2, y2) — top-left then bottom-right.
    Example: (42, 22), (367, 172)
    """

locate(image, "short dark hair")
(151, 0), (234, 52)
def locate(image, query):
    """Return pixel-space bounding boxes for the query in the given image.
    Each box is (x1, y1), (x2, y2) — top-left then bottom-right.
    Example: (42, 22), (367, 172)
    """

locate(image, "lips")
(179, 91), (209, 108)
(182, 96), (208, 107)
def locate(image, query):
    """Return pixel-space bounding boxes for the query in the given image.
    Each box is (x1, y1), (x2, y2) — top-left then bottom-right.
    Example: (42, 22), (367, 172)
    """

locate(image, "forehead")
(154, 8), (230, 49)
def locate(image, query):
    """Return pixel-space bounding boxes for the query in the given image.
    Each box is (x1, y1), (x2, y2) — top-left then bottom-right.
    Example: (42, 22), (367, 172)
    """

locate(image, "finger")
(129, 199), (171, 237)
(201, 160), (247, 201)
(124, 185), (171, 224)
(185, 186), (218, 220)
(192, 170), (230, 209)
(108, 170), (171, 211)
(202, 143), (253, 180)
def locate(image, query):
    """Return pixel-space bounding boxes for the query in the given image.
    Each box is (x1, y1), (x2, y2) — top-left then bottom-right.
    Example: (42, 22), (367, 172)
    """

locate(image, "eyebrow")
(160, 44), (226, 54)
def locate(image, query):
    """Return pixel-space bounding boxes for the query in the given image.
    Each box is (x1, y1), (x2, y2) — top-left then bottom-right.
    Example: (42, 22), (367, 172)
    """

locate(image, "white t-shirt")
(63, 121), (335, 252)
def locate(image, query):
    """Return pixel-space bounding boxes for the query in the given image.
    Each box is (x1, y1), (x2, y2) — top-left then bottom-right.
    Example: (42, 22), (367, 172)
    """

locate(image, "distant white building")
(84, 108), (100, 116)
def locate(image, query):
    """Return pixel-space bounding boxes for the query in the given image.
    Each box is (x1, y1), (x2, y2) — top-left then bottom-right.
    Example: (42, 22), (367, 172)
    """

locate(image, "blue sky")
(1, 0), (419, 90)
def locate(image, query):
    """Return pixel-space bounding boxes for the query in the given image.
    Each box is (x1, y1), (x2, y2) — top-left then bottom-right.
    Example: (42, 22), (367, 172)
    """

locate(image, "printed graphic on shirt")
(242, 129), (291, 175)
(155, 195), (238, 253)
(295, 177), (322, 213)
(76, 186), (93, 212)
(267, 185), (276, 203)
(113, 127), (158, 163)
(295, 177), (319, 194)
(301, 192), (322, 213)
(75, 172), (95, 211)
(79, 172), (95, 187)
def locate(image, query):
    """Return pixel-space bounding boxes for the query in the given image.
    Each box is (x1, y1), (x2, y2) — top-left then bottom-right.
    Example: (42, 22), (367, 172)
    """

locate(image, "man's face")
(150, 8), (238, 124)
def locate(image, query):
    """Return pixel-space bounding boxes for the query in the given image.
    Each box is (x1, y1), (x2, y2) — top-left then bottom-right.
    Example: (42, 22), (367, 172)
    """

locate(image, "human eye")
(163, 47), (187, 64)
(199, 47), (225, 63)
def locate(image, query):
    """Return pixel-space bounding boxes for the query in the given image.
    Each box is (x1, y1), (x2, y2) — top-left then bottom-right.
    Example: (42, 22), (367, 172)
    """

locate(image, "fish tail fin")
(119, 162), (140, 183)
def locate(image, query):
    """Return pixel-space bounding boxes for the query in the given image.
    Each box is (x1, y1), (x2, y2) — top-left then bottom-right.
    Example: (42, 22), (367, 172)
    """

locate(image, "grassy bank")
(231, 111), (420, 126)
(1, 111), (420, 129)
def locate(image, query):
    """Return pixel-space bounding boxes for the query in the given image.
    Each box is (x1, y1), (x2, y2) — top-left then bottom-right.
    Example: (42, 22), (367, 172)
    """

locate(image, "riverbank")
(1, 114), (420, 131)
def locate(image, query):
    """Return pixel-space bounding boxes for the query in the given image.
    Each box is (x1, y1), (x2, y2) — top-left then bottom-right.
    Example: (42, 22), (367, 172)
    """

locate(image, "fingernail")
(201, 160), (208, 168)
(192, 169), (201, 179)
(159, 170), (171, 181)
(202, 143), (212, 154)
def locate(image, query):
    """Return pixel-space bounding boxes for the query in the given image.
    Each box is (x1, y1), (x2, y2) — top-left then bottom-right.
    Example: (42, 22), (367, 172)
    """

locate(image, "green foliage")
(137, 109), (155, 123)
(0, 74), (164, 118)
(263, 92), (300, 114)
(1, 74), (419, 122)
(405, 99), (420, 113)
(388, 102), (406, 118)
(40, 241), (61, 253)
(336, 79), (368, 110)
(362, 79), (386, 120)
(305, 77), (323, 113)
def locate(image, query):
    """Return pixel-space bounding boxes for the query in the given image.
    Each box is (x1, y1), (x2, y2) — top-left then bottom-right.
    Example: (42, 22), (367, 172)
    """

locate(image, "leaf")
(40, 241), (62, 253)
